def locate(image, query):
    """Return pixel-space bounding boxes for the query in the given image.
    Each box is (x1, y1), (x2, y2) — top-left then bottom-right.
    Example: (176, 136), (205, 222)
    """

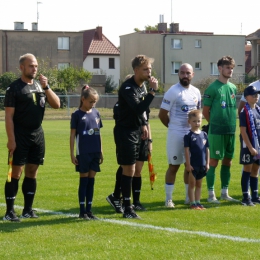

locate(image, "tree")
(57, 66), (92, 92)
(0, 72), (18, 93)
(105, 75), (117, 93)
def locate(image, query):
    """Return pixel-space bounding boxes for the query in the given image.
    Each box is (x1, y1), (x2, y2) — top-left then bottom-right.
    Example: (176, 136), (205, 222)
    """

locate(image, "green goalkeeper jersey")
(203, 80), (237, 135)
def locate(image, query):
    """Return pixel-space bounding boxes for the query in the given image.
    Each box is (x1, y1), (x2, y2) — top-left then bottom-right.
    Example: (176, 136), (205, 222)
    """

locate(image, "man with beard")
(159, 63), (201, 208)
(3, 53), (60, 221)
(203, 56), (239, 204)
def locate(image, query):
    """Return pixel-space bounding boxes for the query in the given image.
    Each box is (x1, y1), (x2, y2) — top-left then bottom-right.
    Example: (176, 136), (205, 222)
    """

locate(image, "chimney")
(32, 22), (38, 31)
(14, 22), (24, 30)
(96, 26), (102, 40)
(173, 23), (179, 33)
(158, 15), (167, 32)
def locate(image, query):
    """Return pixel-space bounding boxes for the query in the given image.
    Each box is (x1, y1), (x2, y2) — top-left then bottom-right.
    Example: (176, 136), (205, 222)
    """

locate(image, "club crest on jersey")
(181, 105), (189, 112)
(193, 97), (198, 104)
(231, 93), (235, 99)
(192, 138), (196, 141)
(221, 101), (226, 109)
(173, 156), (177, 160)
(40, 97), (45, 107)
(203, 139), (207, 145)
(95, 117), (100, 125)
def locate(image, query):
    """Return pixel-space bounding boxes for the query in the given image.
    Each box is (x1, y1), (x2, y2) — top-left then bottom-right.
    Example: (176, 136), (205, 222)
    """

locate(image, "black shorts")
(240, 135), (260, 165)
(76, 152), (101, 173)
(13, 127), (45, 165)
(191, 166), (207, 180)
(137, 139), (148, 161)
(114, 125), (141, 165)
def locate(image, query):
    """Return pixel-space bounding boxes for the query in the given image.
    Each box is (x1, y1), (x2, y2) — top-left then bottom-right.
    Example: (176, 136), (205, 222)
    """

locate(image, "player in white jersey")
(159, 63), (201, 208)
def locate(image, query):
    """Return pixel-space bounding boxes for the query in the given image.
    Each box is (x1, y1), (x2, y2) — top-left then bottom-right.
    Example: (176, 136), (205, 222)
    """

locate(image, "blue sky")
(0, 0), (259, 47)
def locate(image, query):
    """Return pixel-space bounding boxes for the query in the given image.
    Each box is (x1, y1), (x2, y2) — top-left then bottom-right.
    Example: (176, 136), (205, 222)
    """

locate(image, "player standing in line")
(184, 110), (209, 210)
(113, 55), (158, 219)
(159, 63), (201, 208)
(3, 53), (60, 222)
(106, 77), (152, 213)
(203, 56), (239, 203)
(70, 85), (103, 220)
(239, 85), (260, 206)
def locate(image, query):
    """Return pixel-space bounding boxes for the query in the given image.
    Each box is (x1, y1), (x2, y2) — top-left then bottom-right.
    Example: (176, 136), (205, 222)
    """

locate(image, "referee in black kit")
(3, 53), (60, 222)
(114, 55), (158, 219)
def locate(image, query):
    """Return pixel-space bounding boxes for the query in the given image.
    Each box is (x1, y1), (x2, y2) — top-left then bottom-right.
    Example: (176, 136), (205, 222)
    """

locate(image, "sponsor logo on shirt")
(163, 99), (170, 105)
(203, 94), (210, 98)
(88, 129), (94, 135)
(216, 150), (220, 155)
(181, 105), (189, 112)
(221, 101), (226, 109)
(125, 86), (131, 89)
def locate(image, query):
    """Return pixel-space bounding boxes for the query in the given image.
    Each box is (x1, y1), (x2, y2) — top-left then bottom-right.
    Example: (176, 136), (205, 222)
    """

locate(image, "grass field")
(0, 117), (260, 259)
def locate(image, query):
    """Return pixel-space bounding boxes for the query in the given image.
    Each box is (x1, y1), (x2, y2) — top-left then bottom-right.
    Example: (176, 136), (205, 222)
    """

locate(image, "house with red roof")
(0, 24), (120, 92)
(83, 26), (120, 88)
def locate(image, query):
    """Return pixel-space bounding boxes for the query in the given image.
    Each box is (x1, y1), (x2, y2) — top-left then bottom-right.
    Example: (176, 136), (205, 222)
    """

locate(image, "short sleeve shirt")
(203, 80), (237, 134)
(160, 83), (201, 132)
(70, 108), (103, 154)
(4, 78), (46, 130)
(184, 130), (209, 167)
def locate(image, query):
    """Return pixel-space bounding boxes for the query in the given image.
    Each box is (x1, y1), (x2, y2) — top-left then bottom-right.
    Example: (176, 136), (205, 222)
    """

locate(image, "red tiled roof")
(83, 27), (119, 60)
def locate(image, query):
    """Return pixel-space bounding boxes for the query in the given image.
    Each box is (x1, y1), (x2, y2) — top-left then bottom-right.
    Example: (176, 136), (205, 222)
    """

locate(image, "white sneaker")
(207, 196), (220, 204)
(220, 194), (240, 202)
(184, 199), (190, 205)
(165, 199), (175, 208)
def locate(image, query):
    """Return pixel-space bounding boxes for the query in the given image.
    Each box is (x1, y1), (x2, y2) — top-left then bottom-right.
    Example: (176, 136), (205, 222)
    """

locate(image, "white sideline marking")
(1, 203), (259, 243)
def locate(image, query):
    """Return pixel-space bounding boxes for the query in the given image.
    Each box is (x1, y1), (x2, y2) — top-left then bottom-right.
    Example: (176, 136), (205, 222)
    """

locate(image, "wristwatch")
(149, 88), (156, 93)
(43, 85), (50, 90)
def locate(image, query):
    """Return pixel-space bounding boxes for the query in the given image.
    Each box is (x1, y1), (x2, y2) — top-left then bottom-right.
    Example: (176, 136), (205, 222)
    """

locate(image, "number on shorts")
(242, 154), (250, 163)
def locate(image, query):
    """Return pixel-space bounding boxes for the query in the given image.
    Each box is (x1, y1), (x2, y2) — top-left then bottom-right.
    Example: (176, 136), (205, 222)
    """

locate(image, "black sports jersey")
(4, 78), (46, 130)
(113, 82), (150, 123)
(117, 76), (154, 128)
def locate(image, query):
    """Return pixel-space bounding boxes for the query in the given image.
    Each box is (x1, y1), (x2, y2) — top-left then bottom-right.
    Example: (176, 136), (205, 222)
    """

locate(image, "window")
(195, 62), (201, 70)
(172, 62), (181, 74)
(195, 39), (201, 48)
(58, 37), (69, 50)
(211, 63), (218, 75)
(58, 63), (69, 70)
(93, 58), (100, 69)
(109, 58), (115, 69)
(171, 39), (182, 49)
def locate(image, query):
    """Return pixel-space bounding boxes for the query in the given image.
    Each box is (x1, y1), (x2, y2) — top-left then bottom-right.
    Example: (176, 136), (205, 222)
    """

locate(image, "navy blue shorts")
(240, 135), (260, 165)
(76, 152), (101, 173)
(13, 127), (45, 165)
(191, 166), (207, 180)
(114, 125), (141, 165)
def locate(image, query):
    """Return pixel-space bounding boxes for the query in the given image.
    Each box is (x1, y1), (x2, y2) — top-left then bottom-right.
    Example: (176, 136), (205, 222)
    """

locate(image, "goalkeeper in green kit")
(202, 56), (239, 204)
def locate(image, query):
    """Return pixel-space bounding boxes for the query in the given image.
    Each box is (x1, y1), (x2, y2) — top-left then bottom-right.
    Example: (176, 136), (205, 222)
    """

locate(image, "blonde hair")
(188, 109), (202, 119)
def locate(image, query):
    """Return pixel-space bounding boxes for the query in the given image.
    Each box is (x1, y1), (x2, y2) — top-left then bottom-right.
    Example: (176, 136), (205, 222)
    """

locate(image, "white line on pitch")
(1, 203), (259, 243)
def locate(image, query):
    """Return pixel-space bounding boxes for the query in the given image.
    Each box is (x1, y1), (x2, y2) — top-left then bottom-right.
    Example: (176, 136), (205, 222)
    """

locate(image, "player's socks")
(86, 178), (95, 212)
(250, 176), (258, 200)
(5, 178), (19, 212)
(206, 166), (216, 191)
(220, 165), (231, 190)
(78, 177), (88, 213)
(22, 177), (36, 211)
(121, 175), (132, 208)
(165, 183), (174, 201)
(241, 171), (250, 200)
(113, 166), (122, 199)
(132, 176), (141, 204)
